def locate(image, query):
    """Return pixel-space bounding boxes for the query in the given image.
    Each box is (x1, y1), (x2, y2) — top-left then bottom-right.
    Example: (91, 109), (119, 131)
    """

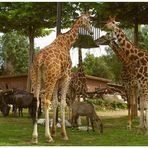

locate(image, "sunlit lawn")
(0, 110), (148, 146)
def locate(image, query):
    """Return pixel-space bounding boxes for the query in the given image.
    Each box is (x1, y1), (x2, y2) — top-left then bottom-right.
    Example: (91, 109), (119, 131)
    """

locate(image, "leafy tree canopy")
(83, 53), (114, 80)
(94, 2), (148, 29)
(0, 31), (29, 75)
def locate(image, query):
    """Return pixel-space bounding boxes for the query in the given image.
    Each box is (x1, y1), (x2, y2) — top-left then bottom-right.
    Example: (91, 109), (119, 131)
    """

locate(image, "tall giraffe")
(105, 16), (148, 133)
(31, 13), (93, 144)
(95, 33), (137, 129)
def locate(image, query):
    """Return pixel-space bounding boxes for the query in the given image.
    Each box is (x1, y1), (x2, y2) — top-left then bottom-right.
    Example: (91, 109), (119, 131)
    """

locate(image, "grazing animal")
(0, 89), (15, 116)
(30, 12), (93, 144)
(105, 16), (148, 132)
(0, 89), (41, 121)
(12, 90), (42, 119)
(0, 98), (10, 116)
(71, 102), (103, 133)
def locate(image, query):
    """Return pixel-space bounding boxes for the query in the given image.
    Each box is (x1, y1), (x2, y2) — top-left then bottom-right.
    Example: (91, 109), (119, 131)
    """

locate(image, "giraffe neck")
(109, 40), (129, 65)
(78, 47), (85, 74)
(114, 27), (139, 59)
(66, 18), (82, 49)
(53, 17), (82, 51)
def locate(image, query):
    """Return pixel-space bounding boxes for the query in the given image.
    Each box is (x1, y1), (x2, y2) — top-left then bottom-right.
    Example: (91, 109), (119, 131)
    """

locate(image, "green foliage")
(83, 53), (114, 80)
(95, 2), (148, 29)
(0, 31), (29, 75)
(102, 50), (122, 83)
(86, 99), (127, 111)
(73, 34), (96, 48)
(71, 66), (78, 73)
(138, 25), (148, 51)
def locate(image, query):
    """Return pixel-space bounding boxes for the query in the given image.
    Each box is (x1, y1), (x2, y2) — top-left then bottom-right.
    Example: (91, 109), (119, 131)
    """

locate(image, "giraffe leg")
(44, 88), (54, 143)
(31, 68), (41, 144)
(32, 97), (40, 144)
(86, 117), (89, 132)
(60, 75), (70, 140)
(127, 103), (132, 130)
(139, 97), (145, 128)
(51, 82), (59, 137)
(145, 99), (148, 135)
(127, 93), (132, 130)
(137, 96), (145, 135)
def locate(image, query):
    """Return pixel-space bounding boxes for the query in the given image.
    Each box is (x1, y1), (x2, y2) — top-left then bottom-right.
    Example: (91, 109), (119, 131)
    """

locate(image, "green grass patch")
(0, 111), (148, 146)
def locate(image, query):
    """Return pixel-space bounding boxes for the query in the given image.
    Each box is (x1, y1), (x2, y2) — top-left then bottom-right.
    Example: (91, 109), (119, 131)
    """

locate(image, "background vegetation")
(0, 2), (148, 84)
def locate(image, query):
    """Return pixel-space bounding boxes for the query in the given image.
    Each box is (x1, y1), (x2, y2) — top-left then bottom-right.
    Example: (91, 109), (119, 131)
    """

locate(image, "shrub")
(85, 98), (127, 111)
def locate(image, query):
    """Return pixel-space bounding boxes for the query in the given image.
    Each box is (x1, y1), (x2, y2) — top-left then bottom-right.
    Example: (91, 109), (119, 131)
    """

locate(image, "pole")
(56, 2), (62, 123)
(56, 2), (62, 36)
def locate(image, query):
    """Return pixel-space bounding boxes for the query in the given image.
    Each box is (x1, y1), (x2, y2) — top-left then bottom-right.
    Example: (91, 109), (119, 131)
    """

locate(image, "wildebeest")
(0, 89), (13, 116)
(71, 101), (103, 133)
(0, 89), (42, 121)
(0, 95), (10, 116)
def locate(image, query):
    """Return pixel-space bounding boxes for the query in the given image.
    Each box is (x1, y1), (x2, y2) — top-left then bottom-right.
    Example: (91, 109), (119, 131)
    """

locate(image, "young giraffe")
(95, 33), (138, 129)
(105, 16), (148, 133)
(31, 13), (93, 144)
(68, 47), (87, 105)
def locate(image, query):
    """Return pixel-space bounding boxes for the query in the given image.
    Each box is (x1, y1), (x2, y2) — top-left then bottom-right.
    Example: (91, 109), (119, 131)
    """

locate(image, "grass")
(0, 110), (148, 146)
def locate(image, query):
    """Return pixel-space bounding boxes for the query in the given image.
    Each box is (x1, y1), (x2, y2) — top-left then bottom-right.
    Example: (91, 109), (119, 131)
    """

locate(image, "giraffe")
(105, 16), (148, 133)
(67, 47), (87, 106)
(30, 13), (93, 144)
(94, 33), (138, 129)
(51, 47), (87, 133)
(64, 47), (88, 126)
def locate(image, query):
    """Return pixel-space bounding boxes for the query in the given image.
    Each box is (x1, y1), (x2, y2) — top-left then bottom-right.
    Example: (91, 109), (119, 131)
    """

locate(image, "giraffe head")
(105, 16), (120, 31)
(80, 12), (93, 35)
(95, 33), (115, 46)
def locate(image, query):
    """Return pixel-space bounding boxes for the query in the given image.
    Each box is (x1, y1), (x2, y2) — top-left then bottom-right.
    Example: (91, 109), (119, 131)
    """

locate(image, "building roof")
(0, 74), (112, 83)
(0, 74), (27, 79)
(86, 75), (112, 83)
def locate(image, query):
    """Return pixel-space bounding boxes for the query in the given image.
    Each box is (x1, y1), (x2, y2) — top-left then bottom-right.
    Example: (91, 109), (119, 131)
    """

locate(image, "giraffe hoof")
(51, 133), (56, 138)
(31, 136), (38, 144)
(126, 125), (132, 130)
(62, 136), (68, 141)
(46, 137), (54, 143)
(51, 130), (56, 137)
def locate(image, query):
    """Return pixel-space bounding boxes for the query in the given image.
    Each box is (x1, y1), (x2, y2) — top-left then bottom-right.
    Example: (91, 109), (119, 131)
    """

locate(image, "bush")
(85, 98), (127, 111)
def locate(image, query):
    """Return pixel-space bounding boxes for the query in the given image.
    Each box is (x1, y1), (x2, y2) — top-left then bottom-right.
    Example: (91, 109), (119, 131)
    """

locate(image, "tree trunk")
(56, 2), (62, 124)
(132, 16), (138, 116)
(78, 47), (82, 67)
(27, 26), (35, 92)
(134, 16), (139, 47)
(56, 2), (62, 36)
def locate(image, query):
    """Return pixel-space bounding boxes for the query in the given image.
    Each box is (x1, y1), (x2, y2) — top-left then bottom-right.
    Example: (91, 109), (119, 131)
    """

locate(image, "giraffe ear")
(85, 11), (91, 17)
(113, 16), (116, 21)
(109, 16), (116, 21)
(109, 15), (113, 20)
